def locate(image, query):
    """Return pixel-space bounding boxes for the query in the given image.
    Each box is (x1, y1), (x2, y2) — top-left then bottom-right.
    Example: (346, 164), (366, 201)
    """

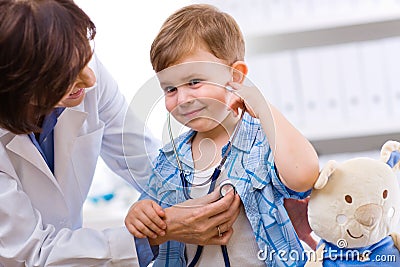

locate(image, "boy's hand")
(125, 199), (166, 239)
(284, 198), (317, 250)
(226, 81), (269, 119)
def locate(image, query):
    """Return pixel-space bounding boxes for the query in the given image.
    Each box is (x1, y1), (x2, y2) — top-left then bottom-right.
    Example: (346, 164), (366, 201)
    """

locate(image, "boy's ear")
(231, 61), (248, 83)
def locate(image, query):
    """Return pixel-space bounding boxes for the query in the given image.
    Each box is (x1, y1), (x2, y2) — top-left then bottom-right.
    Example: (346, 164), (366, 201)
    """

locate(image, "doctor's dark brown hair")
(0, 0), (96, 134)
(150, 4), (245, 72)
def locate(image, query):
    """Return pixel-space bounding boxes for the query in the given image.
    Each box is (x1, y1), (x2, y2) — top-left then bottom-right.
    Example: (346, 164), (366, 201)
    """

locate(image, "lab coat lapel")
(5, 133), (70, 227)
(6, 134), (59, 188)
(54, 108), (88, 182)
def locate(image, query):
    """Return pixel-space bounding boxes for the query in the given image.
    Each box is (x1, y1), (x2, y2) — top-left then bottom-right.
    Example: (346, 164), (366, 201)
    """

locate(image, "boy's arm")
(228, 82), (319, 192)
(261, 103), (319, 191)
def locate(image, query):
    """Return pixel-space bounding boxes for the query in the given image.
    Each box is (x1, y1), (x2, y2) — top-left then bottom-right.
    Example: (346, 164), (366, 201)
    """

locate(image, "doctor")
(0, 0), (241, 266)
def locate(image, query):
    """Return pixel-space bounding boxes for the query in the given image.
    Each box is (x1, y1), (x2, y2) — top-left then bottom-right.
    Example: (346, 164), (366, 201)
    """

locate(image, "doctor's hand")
(125, 199), (166, 239)
(148, 188), (241, 246)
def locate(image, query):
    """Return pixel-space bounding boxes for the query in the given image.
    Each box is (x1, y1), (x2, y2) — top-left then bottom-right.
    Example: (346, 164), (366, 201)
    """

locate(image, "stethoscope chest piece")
(219, 180), (236, 198)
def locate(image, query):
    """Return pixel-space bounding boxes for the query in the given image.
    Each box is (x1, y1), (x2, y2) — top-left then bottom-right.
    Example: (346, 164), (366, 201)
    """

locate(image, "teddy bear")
(305, 140), (400, 266)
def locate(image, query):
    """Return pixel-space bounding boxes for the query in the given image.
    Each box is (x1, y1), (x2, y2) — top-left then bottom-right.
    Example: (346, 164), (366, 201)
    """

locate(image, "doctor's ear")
(230, 61), (248, 83)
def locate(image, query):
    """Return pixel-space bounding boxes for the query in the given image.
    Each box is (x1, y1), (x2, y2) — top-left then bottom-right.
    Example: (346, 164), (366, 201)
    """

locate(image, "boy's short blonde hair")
(150, 4), (245, 72)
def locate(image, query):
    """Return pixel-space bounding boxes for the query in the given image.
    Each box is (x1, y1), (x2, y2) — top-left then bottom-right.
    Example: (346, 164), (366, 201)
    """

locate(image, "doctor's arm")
(0, 172), (136, 266)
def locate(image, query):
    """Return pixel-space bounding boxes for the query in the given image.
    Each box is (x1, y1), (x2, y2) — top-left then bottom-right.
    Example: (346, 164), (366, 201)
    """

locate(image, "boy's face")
(158, 48), (236, 132)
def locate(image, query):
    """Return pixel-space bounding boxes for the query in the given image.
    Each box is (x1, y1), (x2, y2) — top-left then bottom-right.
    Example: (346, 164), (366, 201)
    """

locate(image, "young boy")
(125, 4), (319, 266)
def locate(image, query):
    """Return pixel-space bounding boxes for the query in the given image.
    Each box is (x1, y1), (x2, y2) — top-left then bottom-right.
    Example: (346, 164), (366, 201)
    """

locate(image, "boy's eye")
(187, 79), (202, 87)
(164, 86), (177, 94)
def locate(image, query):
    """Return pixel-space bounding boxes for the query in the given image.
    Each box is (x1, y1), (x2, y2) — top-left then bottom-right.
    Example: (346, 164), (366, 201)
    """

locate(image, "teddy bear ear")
(314, 160), (338, 189)
(380, 140), (400, 171)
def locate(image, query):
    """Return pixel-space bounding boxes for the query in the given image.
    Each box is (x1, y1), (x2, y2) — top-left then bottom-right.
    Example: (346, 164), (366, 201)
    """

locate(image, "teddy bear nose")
(354, 204), (382, 227)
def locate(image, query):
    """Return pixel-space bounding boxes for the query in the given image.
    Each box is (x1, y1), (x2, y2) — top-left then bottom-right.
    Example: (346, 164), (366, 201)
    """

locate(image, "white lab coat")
(0, 55), (159, 266)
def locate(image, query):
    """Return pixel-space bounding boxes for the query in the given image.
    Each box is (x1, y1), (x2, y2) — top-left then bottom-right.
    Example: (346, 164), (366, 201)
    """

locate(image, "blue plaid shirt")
(136, 113), (310, 267)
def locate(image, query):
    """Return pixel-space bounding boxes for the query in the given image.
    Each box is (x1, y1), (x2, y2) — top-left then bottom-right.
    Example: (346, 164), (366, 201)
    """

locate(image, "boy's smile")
(179, 106), (205, 119)
(173, 97), (230, 132)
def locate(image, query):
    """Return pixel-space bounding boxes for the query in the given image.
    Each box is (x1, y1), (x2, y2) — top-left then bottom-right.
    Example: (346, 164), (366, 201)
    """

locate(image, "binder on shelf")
(247, 51), (302, 128)
(335, 43), (366, 126)
(358, 41), (389, 120)
(317, 46), (345, 125)
(382, 37), (400, 118)
(247, 54), (282, 110)
(295, 48), (324, 130)
(269, 51), (302, 127)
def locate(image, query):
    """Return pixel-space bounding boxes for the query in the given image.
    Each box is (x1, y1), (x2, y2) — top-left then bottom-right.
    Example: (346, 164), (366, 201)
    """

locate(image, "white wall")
(75, 0), (191, 101)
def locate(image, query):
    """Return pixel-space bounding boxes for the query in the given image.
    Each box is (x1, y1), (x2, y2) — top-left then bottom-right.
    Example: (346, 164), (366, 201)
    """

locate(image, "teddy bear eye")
(345, 195), (352, 204)
(383, 190), (388, 199)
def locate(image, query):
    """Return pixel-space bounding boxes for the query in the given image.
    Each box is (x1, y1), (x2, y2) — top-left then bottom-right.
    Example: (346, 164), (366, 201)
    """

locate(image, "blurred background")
(75, 0), (400, 229)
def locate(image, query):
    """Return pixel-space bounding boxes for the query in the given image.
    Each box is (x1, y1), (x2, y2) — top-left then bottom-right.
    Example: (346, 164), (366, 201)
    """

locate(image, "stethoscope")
(167, 99), (245, 267)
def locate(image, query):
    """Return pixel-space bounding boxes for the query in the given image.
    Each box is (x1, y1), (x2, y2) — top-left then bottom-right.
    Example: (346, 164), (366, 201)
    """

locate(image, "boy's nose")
(176, 87), (194, 105)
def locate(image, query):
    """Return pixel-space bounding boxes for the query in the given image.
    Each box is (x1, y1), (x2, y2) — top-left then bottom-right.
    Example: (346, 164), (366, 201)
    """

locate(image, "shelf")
(246, 17), (400, 55)
(311, 132), (400, 155)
